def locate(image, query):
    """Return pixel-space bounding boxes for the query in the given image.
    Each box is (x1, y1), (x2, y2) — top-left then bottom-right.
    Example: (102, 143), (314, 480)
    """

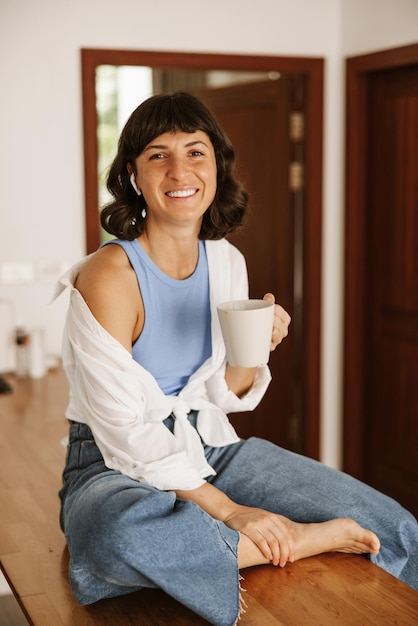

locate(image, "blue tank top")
(104, 239), (212, 395)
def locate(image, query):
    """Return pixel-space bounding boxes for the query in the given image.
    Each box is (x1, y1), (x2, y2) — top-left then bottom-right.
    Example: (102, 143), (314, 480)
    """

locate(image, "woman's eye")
(190, 150), (204, 157)
(149, 153), (165, 160)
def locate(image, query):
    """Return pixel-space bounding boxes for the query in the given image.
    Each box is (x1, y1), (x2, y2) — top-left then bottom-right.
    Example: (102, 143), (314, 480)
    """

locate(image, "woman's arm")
(224, 364), (257, 397)
(175, 482), (294, 567)
(74, 244), (143, 353)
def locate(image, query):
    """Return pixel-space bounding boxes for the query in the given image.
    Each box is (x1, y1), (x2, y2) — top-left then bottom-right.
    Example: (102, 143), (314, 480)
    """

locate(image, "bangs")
(126, 93), (220, 158)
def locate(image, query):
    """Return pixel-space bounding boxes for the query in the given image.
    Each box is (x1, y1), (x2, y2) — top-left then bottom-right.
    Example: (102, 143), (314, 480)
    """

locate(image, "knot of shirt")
(170, 398), (211, 475)
(171, 399), (192, 422)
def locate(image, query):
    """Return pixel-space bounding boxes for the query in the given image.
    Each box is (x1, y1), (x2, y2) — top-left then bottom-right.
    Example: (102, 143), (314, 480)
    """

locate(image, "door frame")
(343, 43), (418, 477)
(81, 48), (324, 460)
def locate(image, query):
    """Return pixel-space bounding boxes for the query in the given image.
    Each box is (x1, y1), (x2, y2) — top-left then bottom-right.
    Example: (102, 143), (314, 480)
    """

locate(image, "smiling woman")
(129, 131), (217, 237)
(55, 89), (418, 626)
(101, 93), (248, 243)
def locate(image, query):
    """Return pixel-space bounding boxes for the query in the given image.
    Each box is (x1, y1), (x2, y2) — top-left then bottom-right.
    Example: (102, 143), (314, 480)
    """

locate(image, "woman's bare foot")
(278, 516), (380, 561)
(237, 517), (380, 569)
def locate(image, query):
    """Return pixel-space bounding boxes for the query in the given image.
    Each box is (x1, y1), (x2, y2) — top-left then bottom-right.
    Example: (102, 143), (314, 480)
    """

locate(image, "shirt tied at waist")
(167, 397), (240, 481)
(170, 398), (215, 479)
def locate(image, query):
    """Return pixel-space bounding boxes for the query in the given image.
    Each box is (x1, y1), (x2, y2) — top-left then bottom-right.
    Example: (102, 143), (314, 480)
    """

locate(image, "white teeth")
(167, 189), (196, 198)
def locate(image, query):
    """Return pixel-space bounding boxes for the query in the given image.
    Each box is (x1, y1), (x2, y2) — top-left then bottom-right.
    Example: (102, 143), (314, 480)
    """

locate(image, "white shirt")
(54, 239), (271, 491)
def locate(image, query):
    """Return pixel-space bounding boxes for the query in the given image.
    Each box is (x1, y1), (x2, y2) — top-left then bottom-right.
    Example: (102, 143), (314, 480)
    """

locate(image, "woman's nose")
(167, 156), (188, 179)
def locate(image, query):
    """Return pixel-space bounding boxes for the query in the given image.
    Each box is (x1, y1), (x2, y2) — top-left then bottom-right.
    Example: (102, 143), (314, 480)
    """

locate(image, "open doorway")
(81, 48), (324, 460)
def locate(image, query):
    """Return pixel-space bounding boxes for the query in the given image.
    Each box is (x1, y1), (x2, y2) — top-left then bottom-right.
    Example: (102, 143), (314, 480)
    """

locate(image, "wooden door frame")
(81, 48), (324, 460)
(343, 43), (418, 477)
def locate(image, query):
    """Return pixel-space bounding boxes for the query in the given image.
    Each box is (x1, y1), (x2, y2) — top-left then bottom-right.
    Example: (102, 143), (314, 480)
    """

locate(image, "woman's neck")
(138, 228), (200, 280)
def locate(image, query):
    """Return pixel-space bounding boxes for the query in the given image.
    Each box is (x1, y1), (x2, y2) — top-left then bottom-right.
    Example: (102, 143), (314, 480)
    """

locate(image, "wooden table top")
(0, 368), (417, 625)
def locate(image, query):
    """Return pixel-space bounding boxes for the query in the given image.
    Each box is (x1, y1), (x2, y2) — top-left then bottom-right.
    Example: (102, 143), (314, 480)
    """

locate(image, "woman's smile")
(133, 129), (217, 227)
(166, 188), (199, 198)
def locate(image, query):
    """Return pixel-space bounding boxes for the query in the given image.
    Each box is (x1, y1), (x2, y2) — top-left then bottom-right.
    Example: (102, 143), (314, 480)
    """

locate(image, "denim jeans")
(59, 414), (418, 626)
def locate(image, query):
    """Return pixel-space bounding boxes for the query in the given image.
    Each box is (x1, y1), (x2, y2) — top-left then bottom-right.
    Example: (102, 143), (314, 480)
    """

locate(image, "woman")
(57, 92), (417, 626)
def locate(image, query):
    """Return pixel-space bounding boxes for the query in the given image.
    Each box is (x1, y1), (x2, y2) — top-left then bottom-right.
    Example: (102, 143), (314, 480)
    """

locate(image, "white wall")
(0, 0), (416, 467)
(342, 0), (418, 55)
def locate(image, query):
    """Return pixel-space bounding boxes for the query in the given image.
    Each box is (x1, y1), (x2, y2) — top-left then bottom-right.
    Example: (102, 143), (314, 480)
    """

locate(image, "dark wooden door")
(364, 64), (418, 515)
(198, 78), (304, 451)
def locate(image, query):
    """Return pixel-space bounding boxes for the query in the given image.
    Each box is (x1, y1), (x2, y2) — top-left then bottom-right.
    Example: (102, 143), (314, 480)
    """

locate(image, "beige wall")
(0, 0), (416, 467)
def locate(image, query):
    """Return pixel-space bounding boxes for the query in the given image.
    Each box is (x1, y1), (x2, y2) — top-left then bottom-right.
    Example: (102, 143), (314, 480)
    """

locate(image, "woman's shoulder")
(76, 241), (131, 284)
(74, 242), (141, 350)
(74, 243), (138, 318)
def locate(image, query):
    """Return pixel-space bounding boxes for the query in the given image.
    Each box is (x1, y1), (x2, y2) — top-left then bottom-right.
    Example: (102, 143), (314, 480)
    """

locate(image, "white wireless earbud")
(130, 172), (142, 196)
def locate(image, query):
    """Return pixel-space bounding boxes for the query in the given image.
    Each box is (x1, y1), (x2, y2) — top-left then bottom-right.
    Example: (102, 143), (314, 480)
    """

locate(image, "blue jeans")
(59, 414), (418, 626)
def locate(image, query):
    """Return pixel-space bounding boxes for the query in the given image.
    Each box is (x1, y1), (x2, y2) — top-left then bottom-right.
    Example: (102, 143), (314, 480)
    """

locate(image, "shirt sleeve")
(204, 363), (271, 414)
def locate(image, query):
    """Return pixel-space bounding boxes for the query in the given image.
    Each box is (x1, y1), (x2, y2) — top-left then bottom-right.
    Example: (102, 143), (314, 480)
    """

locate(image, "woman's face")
(133, 130), (217, 231)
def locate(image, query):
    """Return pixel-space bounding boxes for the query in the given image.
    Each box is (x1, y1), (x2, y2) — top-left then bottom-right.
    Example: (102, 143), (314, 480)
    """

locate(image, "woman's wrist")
(175, 482), (238, 521)
(224, 363), (257, 397)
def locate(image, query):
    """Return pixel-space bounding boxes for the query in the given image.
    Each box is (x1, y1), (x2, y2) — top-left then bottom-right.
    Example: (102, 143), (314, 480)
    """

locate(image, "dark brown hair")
(101, 92), (248, 240)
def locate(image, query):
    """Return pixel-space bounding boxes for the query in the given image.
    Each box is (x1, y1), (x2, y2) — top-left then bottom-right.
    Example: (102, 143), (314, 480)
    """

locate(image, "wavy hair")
(101, 92), (248, 240)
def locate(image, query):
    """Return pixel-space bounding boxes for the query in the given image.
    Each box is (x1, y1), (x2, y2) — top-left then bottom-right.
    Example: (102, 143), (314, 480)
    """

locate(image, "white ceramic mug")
(217, 299), (274, 367)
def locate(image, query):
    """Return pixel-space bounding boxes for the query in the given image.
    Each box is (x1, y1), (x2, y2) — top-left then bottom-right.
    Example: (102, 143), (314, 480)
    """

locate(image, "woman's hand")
(263, 293), (291, 352)
(224, 504), (295, 567)
(175, 483), (294, 567)
(224, 294), (291, 396)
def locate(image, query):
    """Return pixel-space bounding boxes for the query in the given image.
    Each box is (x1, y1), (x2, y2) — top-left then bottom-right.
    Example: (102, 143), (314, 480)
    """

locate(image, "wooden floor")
(0, 368), (417, 625)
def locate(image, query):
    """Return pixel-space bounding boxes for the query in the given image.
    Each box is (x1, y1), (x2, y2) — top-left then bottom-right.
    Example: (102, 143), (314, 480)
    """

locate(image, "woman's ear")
(129, 173), (141, 196)
(127, 163), (141, 195)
